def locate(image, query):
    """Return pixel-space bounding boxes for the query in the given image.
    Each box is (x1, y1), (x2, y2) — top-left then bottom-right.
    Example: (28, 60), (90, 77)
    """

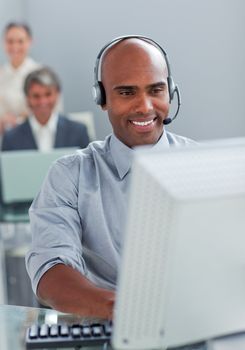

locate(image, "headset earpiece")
(92, 81), (106, 106)
(167, 76), (176, 103)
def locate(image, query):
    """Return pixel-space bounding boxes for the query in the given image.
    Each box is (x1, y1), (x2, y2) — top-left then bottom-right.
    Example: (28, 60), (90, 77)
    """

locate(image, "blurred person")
(1, 67), (89, 151)
(0, 21), (41, 134)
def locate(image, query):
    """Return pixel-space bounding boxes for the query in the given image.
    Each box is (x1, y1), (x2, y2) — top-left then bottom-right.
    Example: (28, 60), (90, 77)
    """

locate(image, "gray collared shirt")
(26, 132), (195, 294)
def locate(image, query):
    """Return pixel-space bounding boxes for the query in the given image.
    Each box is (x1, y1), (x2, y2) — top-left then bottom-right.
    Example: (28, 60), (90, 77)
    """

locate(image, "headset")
(92, 35), (181, 125)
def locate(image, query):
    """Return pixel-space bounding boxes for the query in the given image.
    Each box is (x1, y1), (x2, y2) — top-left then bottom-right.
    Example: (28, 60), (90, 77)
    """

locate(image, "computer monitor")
(113, 138), (245, 350)
(0, 147), (78, 203)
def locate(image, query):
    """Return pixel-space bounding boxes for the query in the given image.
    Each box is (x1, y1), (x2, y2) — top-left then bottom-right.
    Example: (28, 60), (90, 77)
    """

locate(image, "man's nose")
(134, 94), (153, 115)
(11, 42), (20, 50)
(38, 96), (49, 105)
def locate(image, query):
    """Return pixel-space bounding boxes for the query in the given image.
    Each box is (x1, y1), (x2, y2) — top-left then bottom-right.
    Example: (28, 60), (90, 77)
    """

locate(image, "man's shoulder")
(49, 137), (110, 183)
(23, 57), (41, 71)
(165, 131), (197, 146)
(56, 137), (110, 165)
(3, 119), (29, 138)
(1, 120), (31, 151)
(58, 115), (87, 130)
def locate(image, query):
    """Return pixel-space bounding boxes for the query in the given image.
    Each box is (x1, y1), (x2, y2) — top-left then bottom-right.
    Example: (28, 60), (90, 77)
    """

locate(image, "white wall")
(3, 0), (245, 141)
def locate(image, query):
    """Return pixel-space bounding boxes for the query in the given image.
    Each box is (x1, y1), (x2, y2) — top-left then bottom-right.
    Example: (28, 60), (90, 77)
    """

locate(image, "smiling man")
(26, 36), (195, 319)
(1, 67), (90, 151)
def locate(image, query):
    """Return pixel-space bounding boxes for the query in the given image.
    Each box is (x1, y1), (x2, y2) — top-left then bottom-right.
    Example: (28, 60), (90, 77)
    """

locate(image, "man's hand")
(37, 264), (115, 319)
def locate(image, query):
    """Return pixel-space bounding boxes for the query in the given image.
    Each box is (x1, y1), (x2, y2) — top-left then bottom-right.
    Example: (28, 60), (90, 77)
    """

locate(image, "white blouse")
(0, 57), (41, 120)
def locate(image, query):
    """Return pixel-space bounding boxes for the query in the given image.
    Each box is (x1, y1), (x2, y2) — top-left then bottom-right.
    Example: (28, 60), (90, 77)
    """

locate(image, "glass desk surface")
(1, 304), (245, 350)
(0, 304), (108, 350)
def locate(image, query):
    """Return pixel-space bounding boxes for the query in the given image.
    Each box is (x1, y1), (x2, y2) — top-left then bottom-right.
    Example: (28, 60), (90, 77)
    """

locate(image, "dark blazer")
(1, 115), (90, 151)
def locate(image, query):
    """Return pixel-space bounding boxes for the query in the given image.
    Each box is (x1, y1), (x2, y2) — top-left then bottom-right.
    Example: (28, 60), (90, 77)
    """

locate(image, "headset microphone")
(163, 118), (172, 125)
(163, 84), (181, 125)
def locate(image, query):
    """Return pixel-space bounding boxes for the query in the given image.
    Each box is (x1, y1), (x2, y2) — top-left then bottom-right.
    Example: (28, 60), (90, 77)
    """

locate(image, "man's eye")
(119, 90), (134, 96)
(152, 87), (165, 94)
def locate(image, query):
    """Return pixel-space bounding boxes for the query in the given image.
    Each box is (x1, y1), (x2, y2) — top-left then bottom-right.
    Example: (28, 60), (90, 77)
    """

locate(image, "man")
(1, 67), (89, 151)
(26, 36), (195, 319)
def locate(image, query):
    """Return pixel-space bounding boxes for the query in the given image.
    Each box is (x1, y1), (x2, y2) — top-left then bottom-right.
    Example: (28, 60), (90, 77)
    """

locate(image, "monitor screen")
(113, 138), (245, 350)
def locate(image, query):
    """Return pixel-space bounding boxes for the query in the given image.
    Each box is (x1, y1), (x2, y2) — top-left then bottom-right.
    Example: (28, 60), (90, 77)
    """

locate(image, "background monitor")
(113, 138), (245, 350)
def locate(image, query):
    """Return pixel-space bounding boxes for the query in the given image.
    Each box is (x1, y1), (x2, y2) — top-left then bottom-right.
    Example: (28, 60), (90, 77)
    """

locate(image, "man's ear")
(26, 37), (33, 50)
(101, 103), (107, 111)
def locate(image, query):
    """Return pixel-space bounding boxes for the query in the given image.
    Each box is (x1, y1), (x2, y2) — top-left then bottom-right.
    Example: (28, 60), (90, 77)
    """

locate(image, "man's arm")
(37, 264), (115, 319)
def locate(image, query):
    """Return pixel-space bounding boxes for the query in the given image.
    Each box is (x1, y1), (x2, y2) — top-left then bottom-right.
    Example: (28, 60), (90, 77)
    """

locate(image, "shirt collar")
(151, 130), (170, 150)
(110, 134), (133, 179)
(110, 131), (170, 180)
(29, 112), (58, 133)
(5, 57), (35, 74)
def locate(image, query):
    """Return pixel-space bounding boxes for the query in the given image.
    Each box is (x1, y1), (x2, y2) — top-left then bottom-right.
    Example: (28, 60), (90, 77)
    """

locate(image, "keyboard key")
(39, 324), (49, 338)
(71, 326), (81, 338)
(104, 321), (113, 336)
(82, 326), (91, 337)
(92, 325), (103, 337)
(50, 324), (59, 337)
(29, 325), (38, 339)
(60, 324), (69, 337)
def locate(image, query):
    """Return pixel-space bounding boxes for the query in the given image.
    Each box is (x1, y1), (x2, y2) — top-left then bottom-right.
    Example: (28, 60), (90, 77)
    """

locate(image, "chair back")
(68, 111), (96, 141)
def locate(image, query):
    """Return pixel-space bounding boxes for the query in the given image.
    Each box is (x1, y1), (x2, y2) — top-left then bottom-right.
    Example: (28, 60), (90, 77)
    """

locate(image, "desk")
(0, 304), (109, 350)
(0, 223), (36, 306)
(0, 305), (245, 350)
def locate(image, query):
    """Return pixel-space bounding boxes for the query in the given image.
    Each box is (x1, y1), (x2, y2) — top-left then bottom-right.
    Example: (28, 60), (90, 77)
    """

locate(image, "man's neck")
(10, 57), (26, 69)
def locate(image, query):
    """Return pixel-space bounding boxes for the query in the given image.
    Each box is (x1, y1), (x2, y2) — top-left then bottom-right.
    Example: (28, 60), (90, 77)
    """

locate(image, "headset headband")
(93, 35), (172, 83)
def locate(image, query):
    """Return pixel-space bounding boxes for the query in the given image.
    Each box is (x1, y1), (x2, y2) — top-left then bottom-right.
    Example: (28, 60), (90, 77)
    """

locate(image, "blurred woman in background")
(0, 21), (40, 134)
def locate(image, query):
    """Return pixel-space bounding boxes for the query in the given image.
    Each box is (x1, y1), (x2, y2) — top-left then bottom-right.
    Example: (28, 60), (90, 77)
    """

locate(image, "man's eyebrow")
(113, 85), (137, 91)
(148, 82), (167, 89)
(113, 82), (167, 91)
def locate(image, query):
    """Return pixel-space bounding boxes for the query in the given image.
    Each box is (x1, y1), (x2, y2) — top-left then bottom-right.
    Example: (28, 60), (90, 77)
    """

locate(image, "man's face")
(101, 39), (170, 148)
(4, 26), (32, 65)
(26, 83), (59, 124)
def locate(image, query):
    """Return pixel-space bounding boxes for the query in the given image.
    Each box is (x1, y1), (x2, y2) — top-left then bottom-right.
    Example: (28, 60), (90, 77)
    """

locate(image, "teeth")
(131, 119), (154, 126)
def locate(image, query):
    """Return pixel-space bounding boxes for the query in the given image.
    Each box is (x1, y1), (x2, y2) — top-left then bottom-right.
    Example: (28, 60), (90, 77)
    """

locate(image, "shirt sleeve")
(25, 154), (87, 294)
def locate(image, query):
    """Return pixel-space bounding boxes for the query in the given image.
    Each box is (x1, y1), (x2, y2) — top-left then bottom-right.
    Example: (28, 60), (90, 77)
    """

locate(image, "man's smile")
(130, 119), (155, 126)
(128, 116), (158, 131)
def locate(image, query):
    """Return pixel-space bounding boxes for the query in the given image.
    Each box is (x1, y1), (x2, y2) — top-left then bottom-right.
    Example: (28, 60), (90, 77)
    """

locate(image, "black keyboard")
(26, 321), (207, 350)
(26, 321), (112, 349)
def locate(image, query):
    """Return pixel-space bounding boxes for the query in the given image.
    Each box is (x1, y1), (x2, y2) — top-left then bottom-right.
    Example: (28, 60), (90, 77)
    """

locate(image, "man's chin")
(127, 134), (163, 148)
(34, 113), (51, 124)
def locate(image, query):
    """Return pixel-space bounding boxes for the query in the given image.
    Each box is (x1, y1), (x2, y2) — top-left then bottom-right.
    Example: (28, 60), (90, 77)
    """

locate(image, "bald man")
(26, 37), (195, 319)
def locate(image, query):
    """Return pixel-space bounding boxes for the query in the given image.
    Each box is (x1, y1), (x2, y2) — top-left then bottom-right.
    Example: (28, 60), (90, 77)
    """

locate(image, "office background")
(0, 0), (244, 141)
